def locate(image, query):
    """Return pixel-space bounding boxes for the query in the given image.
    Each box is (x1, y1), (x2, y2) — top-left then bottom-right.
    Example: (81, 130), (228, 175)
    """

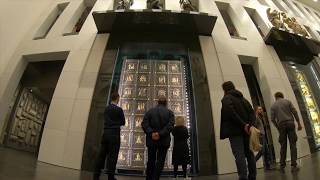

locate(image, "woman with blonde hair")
(172, 116), (190, 179)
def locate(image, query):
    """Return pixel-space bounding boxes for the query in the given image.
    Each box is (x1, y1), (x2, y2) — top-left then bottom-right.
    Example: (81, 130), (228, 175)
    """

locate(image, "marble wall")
(0, 0), (319, 174)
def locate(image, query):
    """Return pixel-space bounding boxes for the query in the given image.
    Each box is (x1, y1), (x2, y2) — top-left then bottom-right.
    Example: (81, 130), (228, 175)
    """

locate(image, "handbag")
(249, 126), (262, 152)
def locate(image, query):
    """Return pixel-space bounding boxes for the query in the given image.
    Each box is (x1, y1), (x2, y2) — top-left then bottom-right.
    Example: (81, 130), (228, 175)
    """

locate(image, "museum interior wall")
(0, 0), (319, 175)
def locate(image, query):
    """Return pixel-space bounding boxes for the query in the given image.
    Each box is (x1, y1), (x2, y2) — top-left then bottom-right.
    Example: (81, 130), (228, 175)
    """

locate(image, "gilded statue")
(158, 64), (166, 72)
(266, 8), (287, 30)
(137, 102), (145, 111)
(125, 74), (133, 82)
(147, 0), (162, 9)
(138, 88), (147, 97)
(158, 89), (166, 97)
(135, 117), (142, 127)
(117, 0), (133, 10)
(158, 76), (166, 84)
(171, 76), (180, 85)
(135, 153), (142, 161)
(172, 88), (181, 98)
(281, 13), (309, 37)
(179, 0), (196, 11)
(170, 64), (179, 72)
(136, 135), (142, 144)
(119, 151), (125, 160)
(123, 87), (132, 96)
(140, 63), (148, 70)
(122, 102), (130, 111)
(266, 8), (310, 37)
(139, 75), (147, 82)
(290, 17), (309, 37)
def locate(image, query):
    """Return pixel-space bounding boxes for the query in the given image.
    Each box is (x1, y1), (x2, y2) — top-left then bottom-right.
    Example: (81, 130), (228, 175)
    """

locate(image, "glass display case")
(290, 66), (320, 146)
(283, 59), (320, 151)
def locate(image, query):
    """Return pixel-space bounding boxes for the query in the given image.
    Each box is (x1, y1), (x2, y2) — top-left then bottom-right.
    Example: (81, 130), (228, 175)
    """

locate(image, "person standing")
(220, 81), (257, 180)
(142, 97), (175, 180)
(254, 106), (272, 169)
(172, 116), (190, 179)
(270, 92), (302, 173)
(93, 92), (125, 180)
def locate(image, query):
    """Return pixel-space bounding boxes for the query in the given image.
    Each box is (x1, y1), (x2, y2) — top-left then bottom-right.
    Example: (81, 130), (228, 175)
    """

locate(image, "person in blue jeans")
(254, 106), (272, 170)
(220, 81), (257, 180)
(271, 92), (302, 173)
(142, 97), (175, 180)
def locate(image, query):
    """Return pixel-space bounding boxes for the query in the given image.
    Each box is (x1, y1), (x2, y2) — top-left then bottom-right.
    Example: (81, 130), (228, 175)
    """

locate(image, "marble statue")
(289, 17), (309, 37)
(179, 0), (196, 11)
(117, 0), (133, 10)
(281, 13), (308, 37)
(266, 8), (310, 37)
(147, 0), (162, 9)
(266, 8), (287, 30)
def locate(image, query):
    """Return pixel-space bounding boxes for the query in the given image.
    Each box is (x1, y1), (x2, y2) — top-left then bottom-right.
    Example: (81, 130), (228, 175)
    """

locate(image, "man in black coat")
(220, 81), (257, 180)
(142, 97), (175, 180)
(93, 92), (125, 180)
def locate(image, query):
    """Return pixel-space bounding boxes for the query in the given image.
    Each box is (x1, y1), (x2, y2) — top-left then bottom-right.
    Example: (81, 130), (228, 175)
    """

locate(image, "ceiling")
(298, 0), (320, 12)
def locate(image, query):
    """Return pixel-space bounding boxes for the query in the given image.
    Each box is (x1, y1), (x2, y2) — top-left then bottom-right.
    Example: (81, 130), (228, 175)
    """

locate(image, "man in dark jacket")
(142, 97), (175, 180)
(220, 81), (256, 180)
(93, 92), (125, 180)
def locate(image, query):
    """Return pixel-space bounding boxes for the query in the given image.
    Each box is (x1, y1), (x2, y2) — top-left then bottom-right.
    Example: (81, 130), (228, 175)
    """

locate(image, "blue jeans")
(229, 135), (257, 180)
(255, 135), (271, 168)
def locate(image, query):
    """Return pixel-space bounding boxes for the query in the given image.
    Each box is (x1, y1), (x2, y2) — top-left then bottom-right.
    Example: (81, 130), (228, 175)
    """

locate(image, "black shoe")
(291, 166), (300, 172)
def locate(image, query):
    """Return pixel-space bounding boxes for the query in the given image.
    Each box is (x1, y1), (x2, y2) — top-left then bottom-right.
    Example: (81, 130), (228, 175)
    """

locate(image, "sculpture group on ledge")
(179, 0), (196, 11)
(115, 0), (197, 11)
(147, 0), (162, 9)
(116, 0), (133, 10)
(266, 8), (309, 37)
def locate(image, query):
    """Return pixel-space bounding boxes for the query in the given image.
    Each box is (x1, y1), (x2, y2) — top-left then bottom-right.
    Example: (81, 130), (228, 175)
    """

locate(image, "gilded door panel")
(6, 88), (48, 152)
(117, 59), (190, 170)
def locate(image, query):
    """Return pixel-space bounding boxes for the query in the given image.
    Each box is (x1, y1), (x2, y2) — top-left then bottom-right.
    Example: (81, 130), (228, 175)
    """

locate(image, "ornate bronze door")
(5, 88), (48, 153)
(116, 58), (191, 170)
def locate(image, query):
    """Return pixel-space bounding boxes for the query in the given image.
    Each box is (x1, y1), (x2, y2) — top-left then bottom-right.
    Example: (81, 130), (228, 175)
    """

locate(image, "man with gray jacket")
(270, 92), (302, 173)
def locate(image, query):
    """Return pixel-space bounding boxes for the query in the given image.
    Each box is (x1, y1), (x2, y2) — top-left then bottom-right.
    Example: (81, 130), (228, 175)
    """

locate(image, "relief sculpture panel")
(7, 88), (48, 152)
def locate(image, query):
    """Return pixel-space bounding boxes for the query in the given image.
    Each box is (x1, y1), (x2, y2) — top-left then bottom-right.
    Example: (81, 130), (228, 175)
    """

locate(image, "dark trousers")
(255, 135), (271, 168)
(278, 124), (298, 168)
(229, 135), (257, 180)
(94, 129), (120, 179)
(146, 145), (169, 180)
(173, 164), (187, 178)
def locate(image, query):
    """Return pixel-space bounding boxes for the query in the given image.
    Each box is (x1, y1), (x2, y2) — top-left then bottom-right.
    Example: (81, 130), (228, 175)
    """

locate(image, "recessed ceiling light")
(314, 0), (318, 3)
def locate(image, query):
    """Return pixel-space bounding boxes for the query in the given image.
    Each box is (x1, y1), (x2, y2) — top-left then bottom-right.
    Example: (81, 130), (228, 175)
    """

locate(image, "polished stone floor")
(0, 146), (319, 180)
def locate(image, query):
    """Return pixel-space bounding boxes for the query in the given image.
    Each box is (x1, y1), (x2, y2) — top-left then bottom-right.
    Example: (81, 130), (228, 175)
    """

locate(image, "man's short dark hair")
(274, 92), (284, 99)
(158, 96), (167, 106)
(222, 81), (235, 92)
(255, 106), (262, 111)
(111, 92), (120, 101)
